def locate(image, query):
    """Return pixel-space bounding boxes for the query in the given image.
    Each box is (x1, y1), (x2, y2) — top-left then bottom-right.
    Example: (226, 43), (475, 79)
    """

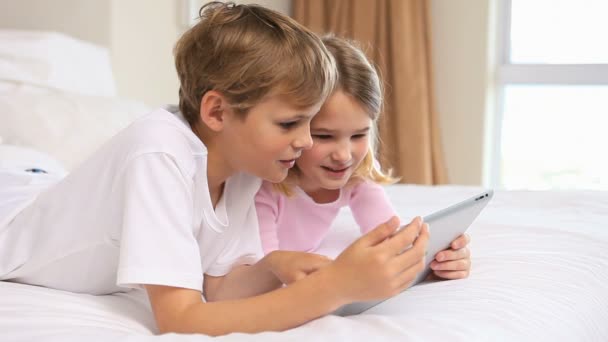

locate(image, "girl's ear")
(199, 90), (229, 132)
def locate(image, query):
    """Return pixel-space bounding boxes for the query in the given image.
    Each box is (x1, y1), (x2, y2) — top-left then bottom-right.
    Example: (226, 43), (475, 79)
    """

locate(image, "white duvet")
(1, 185), (607, 341)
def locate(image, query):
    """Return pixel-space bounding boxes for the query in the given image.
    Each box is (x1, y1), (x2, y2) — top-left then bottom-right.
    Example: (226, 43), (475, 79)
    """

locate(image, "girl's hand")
(327, 216), (429, 303)
(264, 250), (333, 285)
(430, 234), (471, 280)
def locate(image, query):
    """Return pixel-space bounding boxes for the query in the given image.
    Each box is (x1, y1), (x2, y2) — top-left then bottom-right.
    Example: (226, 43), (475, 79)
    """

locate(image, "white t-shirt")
(0, 108), (263, 295)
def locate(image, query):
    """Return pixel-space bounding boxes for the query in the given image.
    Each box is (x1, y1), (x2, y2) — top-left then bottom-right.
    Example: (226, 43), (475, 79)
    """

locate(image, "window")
(493, 0), (608, 190)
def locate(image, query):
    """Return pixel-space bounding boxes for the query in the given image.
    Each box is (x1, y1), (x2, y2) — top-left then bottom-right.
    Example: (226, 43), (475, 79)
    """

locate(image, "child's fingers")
(433, 269), (470, 280)
(381, 217), (423, 254)
(394, 258), (426, 292)
(435, 247), (470, 262)
(290, 271), (308, 283)
(392, 223), (429, 269)
(431, 258), (470, 272)
(451, 234), (470, 249)
(359, 216), (400, 247)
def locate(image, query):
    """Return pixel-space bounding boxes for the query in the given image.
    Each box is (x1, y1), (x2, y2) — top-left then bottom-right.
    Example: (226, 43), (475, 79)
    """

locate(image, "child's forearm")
(172, 266), (345, 336)
(206, 257), (282, 301)
(153, 217), (428, 336)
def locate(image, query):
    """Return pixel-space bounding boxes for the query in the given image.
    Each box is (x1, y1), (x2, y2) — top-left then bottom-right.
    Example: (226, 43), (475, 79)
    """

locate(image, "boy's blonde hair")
(174, 1), (337, 126)
(276, 35), (398, 196)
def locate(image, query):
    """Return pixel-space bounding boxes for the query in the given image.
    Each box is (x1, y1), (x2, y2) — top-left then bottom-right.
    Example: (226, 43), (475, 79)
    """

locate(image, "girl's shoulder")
(347, 178), (386, 197)
(255, 180), (291, 213)
(256, 180), (283, 200)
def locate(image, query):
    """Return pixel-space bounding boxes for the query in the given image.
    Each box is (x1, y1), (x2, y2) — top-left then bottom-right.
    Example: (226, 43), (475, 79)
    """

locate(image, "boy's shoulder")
(120, 108), (207, 157)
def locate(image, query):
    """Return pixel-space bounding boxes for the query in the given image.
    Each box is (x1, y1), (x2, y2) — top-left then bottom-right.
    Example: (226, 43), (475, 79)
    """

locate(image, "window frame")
(490, 0), (608, 189)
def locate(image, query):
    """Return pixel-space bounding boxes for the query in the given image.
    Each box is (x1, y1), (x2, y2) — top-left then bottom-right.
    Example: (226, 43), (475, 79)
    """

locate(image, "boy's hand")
(327, 216), (429, 303)
(264, 250), (332, 285)
(430, 234), (471, 280)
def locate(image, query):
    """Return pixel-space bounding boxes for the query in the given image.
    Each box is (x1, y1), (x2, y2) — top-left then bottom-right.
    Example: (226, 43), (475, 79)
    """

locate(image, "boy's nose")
(293, 129), (313, 150)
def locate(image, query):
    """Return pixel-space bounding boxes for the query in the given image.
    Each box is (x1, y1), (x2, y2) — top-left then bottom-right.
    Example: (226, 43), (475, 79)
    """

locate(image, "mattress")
(1, 185), (607, 341)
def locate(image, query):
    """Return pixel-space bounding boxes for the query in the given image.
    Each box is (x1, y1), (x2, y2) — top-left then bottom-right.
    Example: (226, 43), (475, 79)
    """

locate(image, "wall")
(110, 0), (290, 107)
(109, 0), (181, 107)
(0, 0), (290, 108)
(0, 0), (492, 186)
(0, 0), (110, 46)
(430, 0), (494, 186)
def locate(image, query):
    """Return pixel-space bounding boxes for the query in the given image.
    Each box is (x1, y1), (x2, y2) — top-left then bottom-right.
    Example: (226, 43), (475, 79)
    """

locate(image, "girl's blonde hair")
(174, 2), (337, 127)
(276, 35), (398, 196)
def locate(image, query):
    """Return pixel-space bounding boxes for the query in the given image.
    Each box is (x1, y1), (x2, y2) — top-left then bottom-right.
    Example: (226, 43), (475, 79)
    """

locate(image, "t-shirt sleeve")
(116, 153), (203, 291)
(254, 182), (281, 255)
(349, 181), (398, 234)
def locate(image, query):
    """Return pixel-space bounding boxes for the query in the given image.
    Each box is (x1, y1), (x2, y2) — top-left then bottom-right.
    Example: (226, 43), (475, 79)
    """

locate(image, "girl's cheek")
(310, 145), (330, 162)
(356, 141), (369, 159)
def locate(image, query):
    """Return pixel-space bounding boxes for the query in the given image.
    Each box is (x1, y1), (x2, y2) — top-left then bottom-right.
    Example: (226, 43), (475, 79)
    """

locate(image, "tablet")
(332, 189), (494, 316)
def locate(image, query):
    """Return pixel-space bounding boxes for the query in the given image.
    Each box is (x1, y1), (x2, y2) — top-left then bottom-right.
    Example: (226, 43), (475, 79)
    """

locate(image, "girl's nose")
(331, 142), (351, 163)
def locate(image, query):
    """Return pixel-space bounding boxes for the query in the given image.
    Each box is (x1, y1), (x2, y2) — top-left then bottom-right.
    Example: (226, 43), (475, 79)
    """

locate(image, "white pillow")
(0, 30), (117, 97)
(0, 144), (67, 176)
(0, 86), (150, 170)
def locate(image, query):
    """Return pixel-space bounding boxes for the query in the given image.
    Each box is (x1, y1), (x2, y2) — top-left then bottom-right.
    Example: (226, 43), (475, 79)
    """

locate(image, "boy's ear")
(199, 90), (229, 132)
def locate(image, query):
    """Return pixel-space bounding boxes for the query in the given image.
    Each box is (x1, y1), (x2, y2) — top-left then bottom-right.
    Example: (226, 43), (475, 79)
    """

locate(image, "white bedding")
(0, 30), (151, 171)
(0, 85), (149, 170)
(1, 185), (607, 341)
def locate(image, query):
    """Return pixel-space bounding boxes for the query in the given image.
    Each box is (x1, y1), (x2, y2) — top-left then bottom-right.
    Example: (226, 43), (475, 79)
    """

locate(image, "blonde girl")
(256, 35), (470, 281)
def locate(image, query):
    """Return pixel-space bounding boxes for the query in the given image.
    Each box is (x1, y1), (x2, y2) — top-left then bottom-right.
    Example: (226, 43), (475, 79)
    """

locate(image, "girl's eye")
(312, 134), (332, 140)
(352, 134), (367, 139)
(279, 121), (298, 129)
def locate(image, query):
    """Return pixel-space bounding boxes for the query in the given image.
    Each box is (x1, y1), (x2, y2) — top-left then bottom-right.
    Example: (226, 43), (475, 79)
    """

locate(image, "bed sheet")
(1, 185), (607, 341)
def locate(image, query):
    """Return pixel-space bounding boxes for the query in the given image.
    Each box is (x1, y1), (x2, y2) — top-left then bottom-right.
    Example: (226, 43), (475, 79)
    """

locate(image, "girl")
(0, 3), (429, 336)
(256, 36), (471, 281)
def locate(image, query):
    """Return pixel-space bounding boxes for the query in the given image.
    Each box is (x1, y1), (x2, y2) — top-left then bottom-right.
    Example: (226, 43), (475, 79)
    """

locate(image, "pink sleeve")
(254, 182), (281, 255)
(349, 181), (397, 234)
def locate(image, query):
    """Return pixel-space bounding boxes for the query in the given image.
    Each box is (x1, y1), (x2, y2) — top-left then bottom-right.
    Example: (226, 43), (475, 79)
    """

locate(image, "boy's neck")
(206, 148), (233, 208)
(193, 121), (233, 207)
(208, 182), (225, 209)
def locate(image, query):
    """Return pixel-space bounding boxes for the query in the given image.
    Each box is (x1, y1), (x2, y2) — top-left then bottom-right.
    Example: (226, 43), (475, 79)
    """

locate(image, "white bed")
(1, 30), (607, 342)
(1, 185), (607, 341)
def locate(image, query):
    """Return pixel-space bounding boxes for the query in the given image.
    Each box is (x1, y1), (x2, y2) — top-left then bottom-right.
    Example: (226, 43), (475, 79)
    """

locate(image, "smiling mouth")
(321, 166), (350, 172)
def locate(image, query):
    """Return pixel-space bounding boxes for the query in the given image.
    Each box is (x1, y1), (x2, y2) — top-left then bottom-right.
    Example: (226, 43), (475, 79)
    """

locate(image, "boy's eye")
(312, 134), (332, 140)
(279, 121), (298, 129)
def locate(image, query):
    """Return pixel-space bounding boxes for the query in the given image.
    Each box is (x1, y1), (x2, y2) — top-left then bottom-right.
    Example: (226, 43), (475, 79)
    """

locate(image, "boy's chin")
(262, 169), (289, 183)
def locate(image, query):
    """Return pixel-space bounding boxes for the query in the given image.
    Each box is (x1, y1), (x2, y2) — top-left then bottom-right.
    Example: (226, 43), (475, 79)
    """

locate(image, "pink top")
(255, 180), (396, 254)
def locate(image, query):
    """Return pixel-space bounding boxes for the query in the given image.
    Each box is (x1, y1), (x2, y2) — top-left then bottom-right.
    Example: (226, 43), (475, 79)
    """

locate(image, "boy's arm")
(205, 250), (334, 301)
(146, 216), (429, 336)
(146, 267), (341, 336)
(203, 261), (281, 302)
